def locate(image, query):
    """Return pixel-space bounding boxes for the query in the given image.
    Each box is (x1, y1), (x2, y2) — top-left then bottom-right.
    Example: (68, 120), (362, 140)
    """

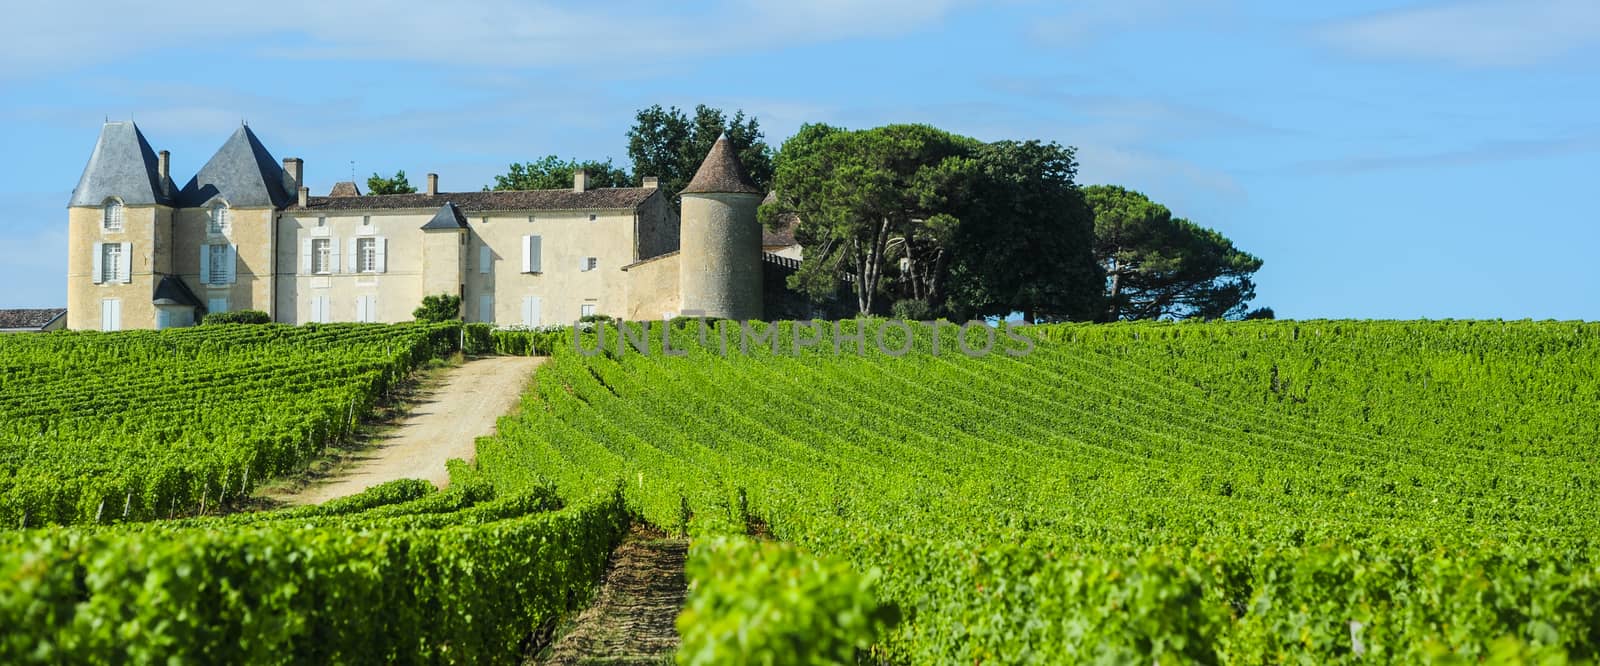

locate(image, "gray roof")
(69, 121), (175, 207)
(152, 275), (202, 307)
(420, 202), (469, 230)
(291, 187), (660, 214)
(0, 308), (67, 330)
(681, 134), (762, 195)
(179, 126), (294, 208)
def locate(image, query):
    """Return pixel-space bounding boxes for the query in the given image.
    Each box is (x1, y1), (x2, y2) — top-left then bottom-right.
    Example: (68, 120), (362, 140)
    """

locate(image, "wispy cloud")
(1292, 131), (1600, 174)
(2, 0), (976, 77)
(1320, 0), (1600, 67)
(1027, 0), (1235, 45)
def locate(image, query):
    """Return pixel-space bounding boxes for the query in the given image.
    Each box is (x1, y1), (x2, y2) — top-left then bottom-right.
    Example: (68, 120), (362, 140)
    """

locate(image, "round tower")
(679, 134), (764, 321)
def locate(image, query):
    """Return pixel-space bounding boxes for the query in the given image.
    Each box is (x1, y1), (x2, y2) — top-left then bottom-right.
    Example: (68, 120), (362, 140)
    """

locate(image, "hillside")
(3, 319), (1598, 663)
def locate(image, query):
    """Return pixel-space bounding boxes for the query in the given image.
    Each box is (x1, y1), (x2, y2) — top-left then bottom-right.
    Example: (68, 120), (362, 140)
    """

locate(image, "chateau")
(66, 121), (798, 331)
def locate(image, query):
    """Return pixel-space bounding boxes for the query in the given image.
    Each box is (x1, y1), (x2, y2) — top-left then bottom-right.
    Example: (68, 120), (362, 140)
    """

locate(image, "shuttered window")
(101, 243), (123, 283)
(312, 238), (331, 274)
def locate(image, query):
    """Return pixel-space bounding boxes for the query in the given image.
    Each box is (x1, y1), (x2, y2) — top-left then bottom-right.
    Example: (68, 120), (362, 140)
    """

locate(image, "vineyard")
(0, 323), (458, 526)
(3, 319), (1599, 663)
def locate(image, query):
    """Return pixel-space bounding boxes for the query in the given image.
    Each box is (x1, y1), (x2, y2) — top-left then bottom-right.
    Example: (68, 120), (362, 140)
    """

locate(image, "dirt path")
(535, 524), (689, 665)
(274, 355), (543, 506)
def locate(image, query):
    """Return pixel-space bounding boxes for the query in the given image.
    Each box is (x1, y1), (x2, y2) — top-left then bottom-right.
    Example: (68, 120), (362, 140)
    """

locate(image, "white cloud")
(1, 0), (976, 77)
(1321, 0), (1600, 67)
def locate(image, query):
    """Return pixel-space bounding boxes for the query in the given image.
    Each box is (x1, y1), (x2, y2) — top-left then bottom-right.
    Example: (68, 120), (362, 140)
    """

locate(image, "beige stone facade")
(66, 123), (776, 330)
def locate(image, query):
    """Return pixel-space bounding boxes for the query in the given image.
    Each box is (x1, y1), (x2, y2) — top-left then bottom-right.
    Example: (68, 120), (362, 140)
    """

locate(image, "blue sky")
(2, 0), (1596, 319)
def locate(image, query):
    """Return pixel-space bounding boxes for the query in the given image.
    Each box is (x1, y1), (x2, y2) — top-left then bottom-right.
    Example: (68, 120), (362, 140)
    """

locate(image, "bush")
(201, 310), (271, 325)
(414, 294), (463, 323)
(890, 299), (935, 321)
(677, 537), (900, 665)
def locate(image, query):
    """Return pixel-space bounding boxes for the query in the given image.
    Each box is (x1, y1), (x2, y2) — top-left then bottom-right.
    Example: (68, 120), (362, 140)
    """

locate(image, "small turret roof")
(152, 275), (202, 307)
(179, 125), (294, 208)
(420, 202), (469, 230)
(70, 121), (175, 207)
(681, 134), (762, 195)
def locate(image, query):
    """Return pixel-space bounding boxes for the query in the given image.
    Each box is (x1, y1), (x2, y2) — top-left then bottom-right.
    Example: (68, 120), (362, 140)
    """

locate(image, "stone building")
(66, 121), (791, 330)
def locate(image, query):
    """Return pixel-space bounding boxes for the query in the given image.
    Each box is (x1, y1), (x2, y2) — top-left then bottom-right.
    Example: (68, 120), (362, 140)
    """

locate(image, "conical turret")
(679, 134), (763, 320)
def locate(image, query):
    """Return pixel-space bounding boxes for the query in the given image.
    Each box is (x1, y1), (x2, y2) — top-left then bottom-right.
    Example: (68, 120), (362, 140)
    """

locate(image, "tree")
(1083, 185), (1262, 321)
(413, 294), (462, 323)
(943, 141), (1104, 323)
(367, 170), (417, 195)
(489, 156), (629, 191)
(627, 104), (774, 202)
(766, 124), (976, 315)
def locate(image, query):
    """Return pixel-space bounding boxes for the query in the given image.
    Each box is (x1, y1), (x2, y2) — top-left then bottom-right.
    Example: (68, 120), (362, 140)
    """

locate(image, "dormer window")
(209, 203), (229, 234)
(102, 200), (124, 231)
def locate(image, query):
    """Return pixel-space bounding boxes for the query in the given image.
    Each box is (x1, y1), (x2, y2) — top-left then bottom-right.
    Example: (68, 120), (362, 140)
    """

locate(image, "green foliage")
(0, 323), (461, 526)
(366, 170), (416, 195)
(469, 319), (1600, 663)
(0, 487), (629, 664)
(627, 104), (774, 201)
(1084, 184), (1263, 320)
(412, 293), (462, 323)
(200, 309), (271, 325)
(460, 322), (570, 356)
(677, 536), (900, 665)
(489, 155), (629, 191)
(943, 140), (1104, 322)
(889, 298), (935, 320)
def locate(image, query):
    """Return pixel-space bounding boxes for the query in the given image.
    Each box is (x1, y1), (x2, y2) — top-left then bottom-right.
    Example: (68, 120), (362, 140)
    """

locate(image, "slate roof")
(70, 121), (175, 207)
(290, 188), (660, 214)
(179, 126), (295, 208)
(681, 134), (762, 195)
(420, 202), (469, 230)
(152, 275), (202, 307)
(329, 181), (362, 197)
(0, 308), (67, 330)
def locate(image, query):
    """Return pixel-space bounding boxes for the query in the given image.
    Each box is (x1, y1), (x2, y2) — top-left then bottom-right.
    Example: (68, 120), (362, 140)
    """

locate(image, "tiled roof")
(681, 134), (762, 195)
(289, 187), (660, 213)
(69, 121), (175, 207)
(329, 181), (362, 197)
(179, 126), (295, 208)
(0, 308), (67, 330)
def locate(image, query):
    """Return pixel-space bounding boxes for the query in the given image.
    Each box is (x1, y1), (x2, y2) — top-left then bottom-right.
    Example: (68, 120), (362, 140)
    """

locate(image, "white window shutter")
(376, 237), (388, 273)
(522, 296), (541, 327)
(300, 238), (312, 274)
(529, 236), (541, 273)
(92, 242), (104, 284)
(344, 238), (356, 273)
(479, 245), (491, 274)
(479, 295), (493, 323)
(119, 242), (133, 283)
(520, 236), (532, 273)
(227, 244), (238, 284)
(355, 296), (367, 322)
(199, 245), (211, 284)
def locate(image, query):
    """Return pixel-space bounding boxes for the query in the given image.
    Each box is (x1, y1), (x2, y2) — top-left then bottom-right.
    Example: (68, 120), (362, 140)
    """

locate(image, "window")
(312, 238), (331, 274)
(209, 203), (229, 233)
(479, 245), (491, 274)
(361, 215), (371, 227)
(317, 216), (326, 227)
(207, 297), (228, 314)
(102, 200), (123, 231)
(355, 295), (378, 323)
(479, 295), (494, 323)
(101, 243), (123, 282)
(100, 299), (121, 332)
(357, 237), (377, 273)
(580, 303), (596, 318)
(207, 245), (230, 283)
(521, 235), (542, 273)
(581, 256), (598, 272)
(309, 296), (331, 323)
(588, 214), (597, 222)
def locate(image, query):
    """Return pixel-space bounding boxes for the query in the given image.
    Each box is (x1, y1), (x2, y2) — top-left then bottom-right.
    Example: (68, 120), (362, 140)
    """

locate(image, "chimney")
(157, 150), (171, 183)
(283, 157), (304, 190)
(298, 186), (309, 208)
(573, 169), (588, 193)
(642, 176), (658, 189)
(427, 173), (438, 196)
